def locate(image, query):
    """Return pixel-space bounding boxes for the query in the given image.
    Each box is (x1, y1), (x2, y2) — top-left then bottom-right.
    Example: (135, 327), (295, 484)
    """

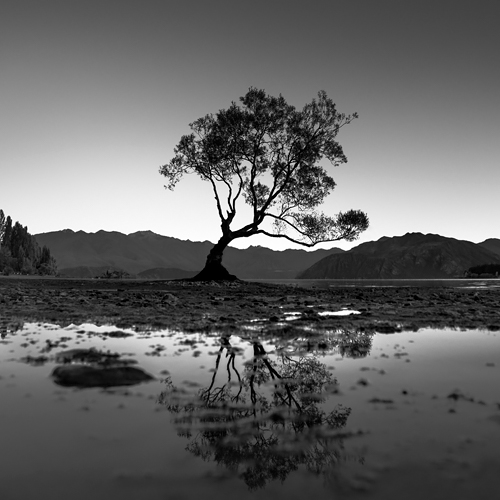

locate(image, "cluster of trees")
(465, 264), (500, 278)
(0, 209), (57, 275)
(96, 269), (131, 279)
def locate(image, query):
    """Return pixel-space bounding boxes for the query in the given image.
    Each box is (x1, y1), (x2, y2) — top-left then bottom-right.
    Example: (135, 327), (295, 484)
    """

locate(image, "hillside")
(298, 233), (500, 279)
(478, 238), (500, 256)
(34, 230), (342, 279)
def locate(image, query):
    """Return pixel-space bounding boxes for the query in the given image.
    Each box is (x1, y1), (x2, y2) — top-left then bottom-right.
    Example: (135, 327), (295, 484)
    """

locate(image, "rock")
(375, 324), (400, 334)
(447, 389), (475, 402)
(368, 398), (394, 404)
(159, 292), (179, 306)
(357, 378), (370, 386)
(101, 330), (133, 338)
(51, 364), (155, 388)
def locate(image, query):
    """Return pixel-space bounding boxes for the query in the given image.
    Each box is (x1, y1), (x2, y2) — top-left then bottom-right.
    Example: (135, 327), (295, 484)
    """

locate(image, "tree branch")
(209, 177), (225, 222)
(254, 229), (318, 247)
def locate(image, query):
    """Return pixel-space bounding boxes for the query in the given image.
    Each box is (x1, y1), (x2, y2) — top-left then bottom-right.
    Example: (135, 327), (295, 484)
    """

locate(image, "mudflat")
(1, 276), (499, 332)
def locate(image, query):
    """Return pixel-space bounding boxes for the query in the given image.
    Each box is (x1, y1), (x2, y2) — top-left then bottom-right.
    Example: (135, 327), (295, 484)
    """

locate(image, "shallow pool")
(1, 322), (499, 499)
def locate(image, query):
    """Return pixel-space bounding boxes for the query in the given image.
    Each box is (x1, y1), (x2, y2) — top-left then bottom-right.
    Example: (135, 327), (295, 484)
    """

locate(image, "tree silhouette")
(0, 210), (6, 248)
(158, 331), (372, 489)
(0, 209), (57, 275)
(160, 88), (369, 280)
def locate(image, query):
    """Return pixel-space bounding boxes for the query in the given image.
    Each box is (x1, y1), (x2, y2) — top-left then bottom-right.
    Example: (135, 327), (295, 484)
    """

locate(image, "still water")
(253, 278), (500, 289)
(1, 322), (499, 499)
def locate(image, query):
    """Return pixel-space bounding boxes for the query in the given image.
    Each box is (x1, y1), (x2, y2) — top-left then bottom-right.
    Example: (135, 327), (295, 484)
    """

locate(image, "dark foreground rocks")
(1, 276), (500, 334)
(51, 347), (155, 388)
(15, 339), (156, 388)
(52, 364), (155, 388)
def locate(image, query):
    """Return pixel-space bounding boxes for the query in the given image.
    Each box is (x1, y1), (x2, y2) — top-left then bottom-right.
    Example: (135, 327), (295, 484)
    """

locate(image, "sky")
(1, 0), (499, 252)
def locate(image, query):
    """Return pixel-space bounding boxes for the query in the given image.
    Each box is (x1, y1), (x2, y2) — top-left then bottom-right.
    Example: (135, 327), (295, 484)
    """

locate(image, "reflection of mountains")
(158, 329), (372, 490)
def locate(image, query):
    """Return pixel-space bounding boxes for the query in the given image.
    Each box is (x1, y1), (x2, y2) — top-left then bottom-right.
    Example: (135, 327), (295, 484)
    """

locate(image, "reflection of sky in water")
(1, 323), (499, 499)
(282, 309), (361, 320)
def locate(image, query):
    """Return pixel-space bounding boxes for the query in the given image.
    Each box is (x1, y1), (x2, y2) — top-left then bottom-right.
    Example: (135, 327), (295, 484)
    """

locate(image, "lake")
(252, 278), (500, 289)
(1, 321), (499, 499)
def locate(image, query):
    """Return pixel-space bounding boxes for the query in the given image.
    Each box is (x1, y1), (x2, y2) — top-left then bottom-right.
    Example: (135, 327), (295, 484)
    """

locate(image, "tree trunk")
(189, 236), (239, 281)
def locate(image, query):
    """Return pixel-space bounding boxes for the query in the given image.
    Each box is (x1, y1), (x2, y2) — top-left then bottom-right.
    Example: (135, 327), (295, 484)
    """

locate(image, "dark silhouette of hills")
(34, 230), (342, 279)
(298, 233), (500, 279)
(478, 238), (500, 256)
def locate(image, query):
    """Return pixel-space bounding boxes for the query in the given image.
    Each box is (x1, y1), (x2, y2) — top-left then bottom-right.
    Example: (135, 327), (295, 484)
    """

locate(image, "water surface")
(1, 322), (499, 499)
(253, 278), (500, 289)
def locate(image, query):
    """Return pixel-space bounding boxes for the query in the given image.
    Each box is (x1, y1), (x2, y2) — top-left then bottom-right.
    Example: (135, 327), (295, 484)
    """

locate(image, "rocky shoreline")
(1, 276), (500, 335)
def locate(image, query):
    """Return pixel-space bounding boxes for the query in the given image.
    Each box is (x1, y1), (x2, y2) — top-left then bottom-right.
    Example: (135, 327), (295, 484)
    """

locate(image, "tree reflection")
(158, 329), (372, 490)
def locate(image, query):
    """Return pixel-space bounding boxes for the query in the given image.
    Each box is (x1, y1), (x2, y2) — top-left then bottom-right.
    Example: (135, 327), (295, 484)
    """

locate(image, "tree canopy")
(0, 209), (57, 275)
(160, 88), (369, 280)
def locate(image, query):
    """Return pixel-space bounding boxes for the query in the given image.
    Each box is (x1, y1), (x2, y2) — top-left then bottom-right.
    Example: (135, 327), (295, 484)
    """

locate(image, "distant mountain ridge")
(298, 233), (500, 279)
(34, 230), (500, 280)
(34, 229), (342, 279)
(478, 238), (500, 256)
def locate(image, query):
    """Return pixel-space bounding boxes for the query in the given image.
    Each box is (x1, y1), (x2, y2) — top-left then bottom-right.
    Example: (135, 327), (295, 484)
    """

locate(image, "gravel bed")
(1, 276), (499, 334)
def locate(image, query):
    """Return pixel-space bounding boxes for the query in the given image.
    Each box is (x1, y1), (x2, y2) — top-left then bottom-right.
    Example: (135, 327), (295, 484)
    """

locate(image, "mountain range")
(34, 230), (500, 280)
(34, 230), (340, 279)
(479, 238), (500, 256)
(298, 233), (500, 279)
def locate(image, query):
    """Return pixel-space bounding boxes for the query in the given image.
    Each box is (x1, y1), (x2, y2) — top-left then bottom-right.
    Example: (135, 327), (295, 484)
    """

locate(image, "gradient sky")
(1, 0), (499, 251)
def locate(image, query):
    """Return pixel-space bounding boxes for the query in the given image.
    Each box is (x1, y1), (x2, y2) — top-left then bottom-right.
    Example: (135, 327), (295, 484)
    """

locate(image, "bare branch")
(255, 229), (339, 247)
(209, 177), (225, 222)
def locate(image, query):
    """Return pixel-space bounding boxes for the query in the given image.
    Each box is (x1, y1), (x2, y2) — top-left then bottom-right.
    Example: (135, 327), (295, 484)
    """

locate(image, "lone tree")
(160, 88), (369, 280)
